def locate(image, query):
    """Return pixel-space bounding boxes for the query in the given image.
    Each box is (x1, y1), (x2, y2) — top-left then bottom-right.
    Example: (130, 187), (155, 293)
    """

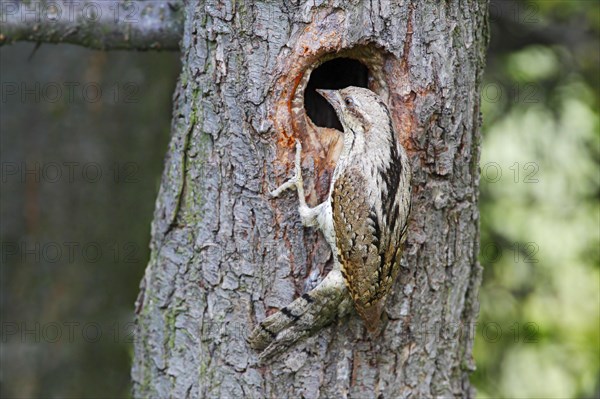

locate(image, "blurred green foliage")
(474, 1), (599, 397)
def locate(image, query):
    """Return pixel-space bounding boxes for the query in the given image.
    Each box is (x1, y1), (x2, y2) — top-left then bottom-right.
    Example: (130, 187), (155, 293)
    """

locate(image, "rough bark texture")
(0, 0), (183, 50)
(133, 1), (488, 397)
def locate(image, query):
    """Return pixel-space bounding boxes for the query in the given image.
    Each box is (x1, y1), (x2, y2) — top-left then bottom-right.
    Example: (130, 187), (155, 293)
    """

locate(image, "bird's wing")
(331, 168), (402, 331)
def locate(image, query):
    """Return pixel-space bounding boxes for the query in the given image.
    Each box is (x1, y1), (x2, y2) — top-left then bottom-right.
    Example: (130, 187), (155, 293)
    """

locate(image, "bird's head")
(316, 86), (392, 139)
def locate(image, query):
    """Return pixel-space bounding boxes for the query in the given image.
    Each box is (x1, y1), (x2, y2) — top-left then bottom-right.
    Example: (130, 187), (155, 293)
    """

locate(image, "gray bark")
(133, 1), (488, 398)
(0, 0), (183, 50)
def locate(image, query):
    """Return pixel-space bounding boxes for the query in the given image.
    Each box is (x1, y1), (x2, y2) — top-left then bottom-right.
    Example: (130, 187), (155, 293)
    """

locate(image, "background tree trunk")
(132, 1), (488, 397)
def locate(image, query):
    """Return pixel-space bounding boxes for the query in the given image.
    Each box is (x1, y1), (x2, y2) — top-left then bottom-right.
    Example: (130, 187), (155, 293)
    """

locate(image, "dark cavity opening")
(304, 58), (369, 131)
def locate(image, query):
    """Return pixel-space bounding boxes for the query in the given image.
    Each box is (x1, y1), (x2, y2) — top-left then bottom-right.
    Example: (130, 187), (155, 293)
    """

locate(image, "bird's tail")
(247, 270), (352, 361)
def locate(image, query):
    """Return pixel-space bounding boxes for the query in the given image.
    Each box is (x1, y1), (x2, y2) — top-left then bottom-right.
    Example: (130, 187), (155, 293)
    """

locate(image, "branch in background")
(489, 0), (597, 54)
(0, 1), (183, 51)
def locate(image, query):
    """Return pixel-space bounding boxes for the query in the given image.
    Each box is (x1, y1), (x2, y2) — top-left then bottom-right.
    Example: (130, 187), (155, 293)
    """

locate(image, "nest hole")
(304, 58), (369, 131)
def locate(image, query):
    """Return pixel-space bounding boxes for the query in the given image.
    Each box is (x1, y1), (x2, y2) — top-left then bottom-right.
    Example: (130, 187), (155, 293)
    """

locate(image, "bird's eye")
(344, 97), (352, 106)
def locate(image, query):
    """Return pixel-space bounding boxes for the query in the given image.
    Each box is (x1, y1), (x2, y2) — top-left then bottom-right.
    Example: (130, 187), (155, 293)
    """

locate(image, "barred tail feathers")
(247, 270), (351, 360)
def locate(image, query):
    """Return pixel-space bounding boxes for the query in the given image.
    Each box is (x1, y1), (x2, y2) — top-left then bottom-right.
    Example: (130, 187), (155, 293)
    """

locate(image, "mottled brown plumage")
(323, 87), (411, 334)
(248, 86), (411, 359)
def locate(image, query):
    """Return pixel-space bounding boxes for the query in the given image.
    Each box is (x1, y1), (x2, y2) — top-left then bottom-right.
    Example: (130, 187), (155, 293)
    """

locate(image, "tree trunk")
(132, 1), (488, 397)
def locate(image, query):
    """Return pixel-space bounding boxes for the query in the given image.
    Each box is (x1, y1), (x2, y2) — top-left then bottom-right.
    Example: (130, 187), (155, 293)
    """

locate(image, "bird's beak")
(316, 89), (342, 112)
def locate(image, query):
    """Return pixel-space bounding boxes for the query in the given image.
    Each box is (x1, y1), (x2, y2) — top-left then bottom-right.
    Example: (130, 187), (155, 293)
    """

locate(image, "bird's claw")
(270, 140), (303, 198)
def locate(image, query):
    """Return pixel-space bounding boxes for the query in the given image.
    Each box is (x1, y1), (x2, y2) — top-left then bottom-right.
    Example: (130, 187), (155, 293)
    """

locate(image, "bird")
(248, 86), (412, 360)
